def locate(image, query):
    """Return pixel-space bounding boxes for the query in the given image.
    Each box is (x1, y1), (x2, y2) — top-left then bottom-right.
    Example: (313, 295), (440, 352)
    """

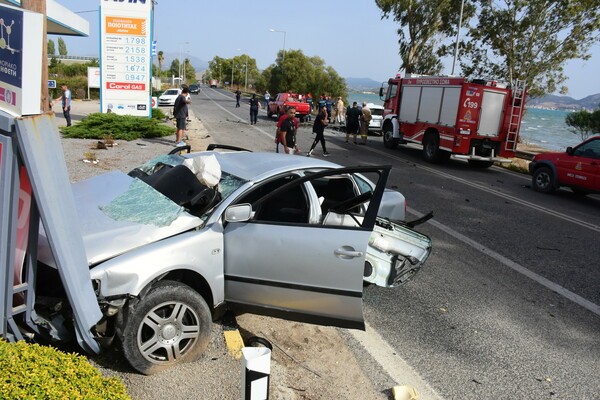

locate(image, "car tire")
(382, 124), (398, 149)
(119, 280), (212, 375)
(532, 166), (556, 193)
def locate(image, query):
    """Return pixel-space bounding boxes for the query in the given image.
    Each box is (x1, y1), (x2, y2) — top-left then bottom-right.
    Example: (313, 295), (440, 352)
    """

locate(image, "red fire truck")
(380, 74), (526, 168)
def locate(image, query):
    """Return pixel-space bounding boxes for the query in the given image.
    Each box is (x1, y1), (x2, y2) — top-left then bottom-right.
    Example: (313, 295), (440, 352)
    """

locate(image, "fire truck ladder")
(505, 80), (526, 152)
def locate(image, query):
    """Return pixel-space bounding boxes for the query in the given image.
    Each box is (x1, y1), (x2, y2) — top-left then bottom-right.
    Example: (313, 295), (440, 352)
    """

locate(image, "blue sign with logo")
(0, 6), (23, 89)
(48, 80), (56, 88)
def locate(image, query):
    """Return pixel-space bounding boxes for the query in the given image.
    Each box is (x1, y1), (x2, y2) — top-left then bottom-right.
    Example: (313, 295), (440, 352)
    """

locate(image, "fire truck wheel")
(468, 160), (494, 168)
(423, 134), (443, 163)
(532, 166), (556, 193)
(383, 125), (398, 149)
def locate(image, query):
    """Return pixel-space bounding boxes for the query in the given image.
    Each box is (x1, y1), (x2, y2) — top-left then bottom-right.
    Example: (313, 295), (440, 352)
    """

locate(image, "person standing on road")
(359, 102), (372, 145)
(345, 102), (361, 144)
(173, 87), (191, 146)
(264, 91), (270, 109)
(249, 94), (261, 125)
(276, 107), (300, 155)
(325, 96), (333, 123)
(54, 83), (72, 127)
(335, 97), (345, 125)
(235, 89), (241, 107)
(307, 106), (330, 157)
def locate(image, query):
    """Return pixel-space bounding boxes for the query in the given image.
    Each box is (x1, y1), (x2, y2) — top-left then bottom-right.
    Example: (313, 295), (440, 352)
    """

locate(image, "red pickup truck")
(267, 93), (311, 121)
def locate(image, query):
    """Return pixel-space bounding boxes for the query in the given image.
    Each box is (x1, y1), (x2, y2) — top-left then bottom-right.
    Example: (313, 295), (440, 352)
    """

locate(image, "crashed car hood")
(38, 171), (203, 267)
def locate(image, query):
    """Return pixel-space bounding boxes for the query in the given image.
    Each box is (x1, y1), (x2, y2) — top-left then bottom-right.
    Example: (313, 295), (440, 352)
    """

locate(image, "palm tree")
(157, 51), (164, 71)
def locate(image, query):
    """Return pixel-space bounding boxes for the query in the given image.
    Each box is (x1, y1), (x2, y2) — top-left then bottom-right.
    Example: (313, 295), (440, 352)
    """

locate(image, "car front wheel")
(119, 280), (212, 375)
(532, 166), (556, 193)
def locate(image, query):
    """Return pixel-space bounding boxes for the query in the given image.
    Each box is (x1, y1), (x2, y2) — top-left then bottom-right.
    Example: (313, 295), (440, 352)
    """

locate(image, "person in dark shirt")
(325, 96), (333, 123)
(173, 87), (191, 146)
(345, 102), (361, 144)
(235, 90), (241, 107)
(276, 107), (299, 154)
(307, 106), (330, 157)
(248, 94), (261, 125)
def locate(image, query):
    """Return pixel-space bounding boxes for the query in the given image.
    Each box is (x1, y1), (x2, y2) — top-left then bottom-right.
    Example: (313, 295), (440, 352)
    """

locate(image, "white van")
(366, 103), (384, 133)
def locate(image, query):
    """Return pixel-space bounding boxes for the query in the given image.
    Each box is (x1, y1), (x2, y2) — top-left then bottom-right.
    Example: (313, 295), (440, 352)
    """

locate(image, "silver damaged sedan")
(37, 147), (431, 374)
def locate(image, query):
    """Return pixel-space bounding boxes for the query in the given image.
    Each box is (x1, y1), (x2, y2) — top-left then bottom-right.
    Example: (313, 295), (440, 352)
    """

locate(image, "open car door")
(222, 166), (391, 330)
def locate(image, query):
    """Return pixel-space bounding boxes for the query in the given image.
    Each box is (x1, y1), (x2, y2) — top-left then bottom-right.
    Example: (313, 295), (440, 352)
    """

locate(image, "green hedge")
(0, 339), (131, 400)
(61, 111), (175, 140)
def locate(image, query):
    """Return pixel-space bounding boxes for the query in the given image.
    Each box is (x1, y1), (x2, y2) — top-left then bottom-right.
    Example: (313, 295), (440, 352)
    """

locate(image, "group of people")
(273, 100), (372, 157)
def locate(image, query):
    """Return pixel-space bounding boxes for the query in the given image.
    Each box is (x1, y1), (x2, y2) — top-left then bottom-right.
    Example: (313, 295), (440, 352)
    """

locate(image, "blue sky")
(55, 0), (599, 99)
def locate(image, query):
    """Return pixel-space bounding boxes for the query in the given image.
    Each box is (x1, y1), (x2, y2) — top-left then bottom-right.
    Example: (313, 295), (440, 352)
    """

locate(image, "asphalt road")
(191, 85), (600, 400)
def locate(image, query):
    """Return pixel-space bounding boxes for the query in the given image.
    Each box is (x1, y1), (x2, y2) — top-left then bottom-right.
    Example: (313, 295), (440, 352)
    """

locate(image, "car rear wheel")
(532, 166), (556, 193)
(119, 280), (212, 375)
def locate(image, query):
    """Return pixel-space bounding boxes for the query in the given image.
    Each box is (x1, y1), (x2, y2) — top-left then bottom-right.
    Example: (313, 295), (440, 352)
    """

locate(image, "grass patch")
(62, 111), (175, 141)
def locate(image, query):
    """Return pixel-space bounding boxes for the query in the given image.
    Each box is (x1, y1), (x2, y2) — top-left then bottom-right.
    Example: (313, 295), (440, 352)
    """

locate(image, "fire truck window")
(386, 83), (398, 101)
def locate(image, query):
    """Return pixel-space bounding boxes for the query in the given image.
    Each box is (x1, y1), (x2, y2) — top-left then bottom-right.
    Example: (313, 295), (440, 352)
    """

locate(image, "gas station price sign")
(100, 1), (152, 117)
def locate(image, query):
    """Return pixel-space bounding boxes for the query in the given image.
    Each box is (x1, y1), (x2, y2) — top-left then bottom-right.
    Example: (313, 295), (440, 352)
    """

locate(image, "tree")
(184, 58), (196, 83)
(460, 0), (600, 98)
(566, 107), (600, 141)
(376, 0), (475, 74)
(169, 59), (180, 78)
(47, 39), (55, 55)
(57, 37), (67, 56)
(257, 49), (347, 101)
(157, 51), (164, 71)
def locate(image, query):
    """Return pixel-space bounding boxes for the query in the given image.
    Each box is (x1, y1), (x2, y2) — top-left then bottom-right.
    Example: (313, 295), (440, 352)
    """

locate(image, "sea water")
(348, 92), (582, 151)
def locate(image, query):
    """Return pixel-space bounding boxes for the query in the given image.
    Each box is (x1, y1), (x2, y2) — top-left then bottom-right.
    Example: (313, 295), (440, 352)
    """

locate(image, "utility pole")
(22, 0), (49, 112)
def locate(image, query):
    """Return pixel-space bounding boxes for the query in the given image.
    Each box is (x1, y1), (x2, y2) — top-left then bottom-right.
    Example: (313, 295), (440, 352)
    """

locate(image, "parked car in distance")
(36, 146), (431, 375)
(268, 93), (312, 121)
(189, 84), (200, 94)
(158, 88), (181, 106)
(529, 135), (600, 195)
(366, 103), (384, 133)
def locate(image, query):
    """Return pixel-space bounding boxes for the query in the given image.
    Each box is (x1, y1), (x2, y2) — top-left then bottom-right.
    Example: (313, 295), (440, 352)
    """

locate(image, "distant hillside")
(159, 52), (208, 73)
(346, 77), (382, 92)
(527, 93), (600, 111)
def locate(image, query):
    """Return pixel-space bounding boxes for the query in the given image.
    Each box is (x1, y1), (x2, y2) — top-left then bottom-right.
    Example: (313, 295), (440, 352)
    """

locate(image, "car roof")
(366, 103), (383, 109)
(183, 151), (340, 182)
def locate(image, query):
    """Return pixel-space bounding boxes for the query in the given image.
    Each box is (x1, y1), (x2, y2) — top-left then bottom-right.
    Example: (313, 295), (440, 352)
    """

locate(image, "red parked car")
(267, 93), (311, 121)
(529, 136), (600, 195)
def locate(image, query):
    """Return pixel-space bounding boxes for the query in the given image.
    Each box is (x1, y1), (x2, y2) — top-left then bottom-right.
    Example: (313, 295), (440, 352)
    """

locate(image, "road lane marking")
(348, 322), (444, 400)
(408, 206), (600, 316)
(361, 144), (600, 233)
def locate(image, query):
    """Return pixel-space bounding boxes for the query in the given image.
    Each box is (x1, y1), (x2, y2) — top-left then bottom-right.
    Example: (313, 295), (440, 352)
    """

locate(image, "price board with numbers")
(100, 0), (152, 117)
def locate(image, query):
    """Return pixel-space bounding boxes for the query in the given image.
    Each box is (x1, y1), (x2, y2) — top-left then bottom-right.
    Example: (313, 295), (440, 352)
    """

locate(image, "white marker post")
(241, 346), (271, 400)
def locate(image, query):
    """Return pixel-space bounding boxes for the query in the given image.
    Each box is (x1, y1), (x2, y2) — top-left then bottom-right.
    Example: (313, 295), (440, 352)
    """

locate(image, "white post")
(241, 346), (271, 400)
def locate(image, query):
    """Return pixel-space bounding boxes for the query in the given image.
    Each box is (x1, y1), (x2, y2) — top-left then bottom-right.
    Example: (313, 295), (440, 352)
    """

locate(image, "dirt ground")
(235, 314), (387, 400)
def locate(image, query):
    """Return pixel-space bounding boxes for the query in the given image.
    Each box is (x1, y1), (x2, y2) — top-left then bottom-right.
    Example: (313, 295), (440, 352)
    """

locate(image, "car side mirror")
(224, 203), (252, 222)
(566, 146), (574, 155)
(379, 87), (384, 97)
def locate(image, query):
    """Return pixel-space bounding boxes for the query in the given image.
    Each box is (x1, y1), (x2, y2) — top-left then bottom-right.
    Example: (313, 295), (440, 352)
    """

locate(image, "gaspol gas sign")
(100, 0), (152, 117)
